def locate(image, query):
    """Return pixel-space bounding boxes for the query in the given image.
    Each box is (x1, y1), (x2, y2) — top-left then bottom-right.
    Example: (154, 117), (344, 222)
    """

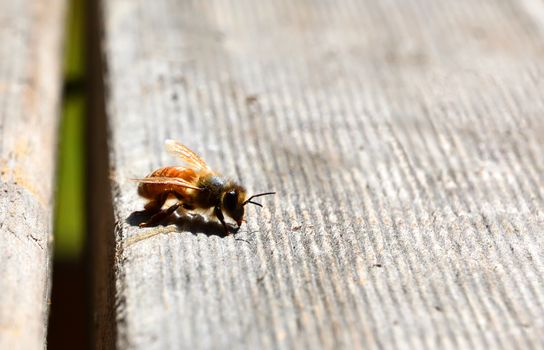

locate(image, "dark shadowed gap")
(48, 0), (88, 348)
(86, 0), (117, 347)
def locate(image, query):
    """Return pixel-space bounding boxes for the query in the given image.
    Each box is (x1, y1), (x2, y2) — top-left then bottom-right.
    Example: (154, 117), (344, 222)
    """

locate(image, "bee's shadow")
(126, 211), (235, 238)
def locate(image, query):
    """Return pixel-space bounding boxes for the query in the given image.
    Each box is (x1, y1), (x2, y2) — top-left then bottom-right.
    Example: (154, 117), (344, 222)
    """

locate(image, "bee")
(133, 140), (275, 234)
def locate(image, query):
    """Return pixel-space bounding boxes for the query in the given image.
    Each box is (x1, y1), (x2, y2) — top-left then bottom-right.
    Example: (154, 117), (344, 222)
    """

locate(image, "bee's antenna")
(243, 192), (275, 206)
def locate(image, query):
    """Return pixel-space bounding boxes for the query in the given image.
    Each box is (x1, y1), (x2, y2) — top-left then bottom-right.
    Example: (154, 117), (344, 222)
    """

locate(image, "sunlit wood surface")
(0, 0), (66, 348)
(95, 0), (544, 348)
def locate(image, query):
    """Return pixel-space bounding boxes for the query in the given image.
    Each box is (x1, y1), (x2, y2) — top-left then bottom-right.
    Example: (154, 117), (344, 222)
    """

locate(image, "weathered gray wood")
(0, 0), (66, 348)
(97, 0), (544, 348)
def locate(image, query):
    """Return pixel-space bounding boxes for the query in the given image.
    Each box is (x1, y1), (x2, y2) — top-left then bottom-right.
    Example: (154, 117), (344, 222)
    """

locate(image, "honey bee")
(133, 140), (275, 234)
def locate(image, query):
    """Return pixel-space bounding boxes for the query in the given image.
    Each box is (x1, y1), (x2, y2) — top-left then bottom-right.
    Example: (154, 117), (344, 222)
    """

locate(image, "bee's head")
(222, 185), (276, 229)
(221, 185), (247, 228)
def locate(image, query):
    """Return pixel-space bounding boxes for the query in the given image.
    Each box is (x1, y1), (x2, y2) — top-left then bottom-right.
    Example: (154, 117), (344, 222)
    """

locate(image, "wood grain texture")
(0, 0), (65, 348)
(98, 0), (544, 348)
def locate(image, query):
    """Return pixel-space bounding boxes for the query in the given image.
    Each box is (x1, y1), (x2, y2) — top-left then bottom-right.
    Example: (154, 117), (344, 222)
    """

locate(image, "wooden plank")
(0, 0), (66, 349)
(96, 0), (544, 348)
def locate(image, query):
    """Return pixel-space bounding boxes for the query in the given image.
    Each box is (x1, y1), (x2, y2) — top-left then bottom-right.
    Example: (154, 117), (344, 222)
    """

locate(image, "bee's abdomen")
(138, 167), (197, 199)
(149, 166), (195, 179)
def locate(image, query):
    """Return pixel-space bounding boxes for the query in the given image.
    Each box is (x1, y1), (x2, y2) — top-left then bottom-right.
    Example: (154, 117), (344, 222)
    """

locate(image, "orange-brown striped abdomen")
(137, 166), (198, 199)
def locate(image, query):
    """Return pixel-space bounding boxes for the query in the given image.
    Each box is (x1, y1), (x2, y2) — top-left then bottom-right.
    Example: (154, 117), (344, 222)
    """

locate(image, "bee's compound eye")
(224, 190), (237, 210)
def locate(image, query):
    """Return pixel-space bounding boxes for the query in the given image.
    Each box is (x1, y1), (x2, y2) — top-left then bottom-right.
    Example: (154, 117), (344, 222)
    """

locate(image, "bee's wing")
(165, 140), (211, 172)
(131, 177), (202, 190)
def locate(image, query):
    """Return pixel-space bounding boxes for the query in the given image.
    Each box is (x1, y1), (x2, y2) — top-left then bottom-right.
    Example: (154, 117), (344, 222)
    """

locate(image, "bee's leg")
(214, 206), (230, 235)
(172, 192), (193, 211)
(139, 201), (181, 228)
(136, 192), (169, 215)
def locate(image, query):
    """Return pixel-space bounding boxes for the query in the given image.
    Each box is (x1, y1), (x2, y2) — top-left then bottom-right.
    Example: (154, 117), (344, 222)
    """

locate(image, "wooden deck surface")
(0, 0), (66, 348)
(95, 0), (544, 348)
